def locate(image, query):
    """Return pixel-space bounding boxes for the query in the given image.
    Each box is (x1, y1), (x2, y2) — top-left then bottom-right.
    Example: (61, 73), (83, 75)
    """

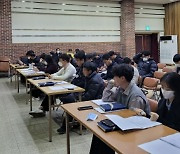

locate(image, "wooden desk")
(61, 101), (177, 154)
(28, 78), (85, 142)
(9, 64), (28, 88)
(16, 68), (45, 93)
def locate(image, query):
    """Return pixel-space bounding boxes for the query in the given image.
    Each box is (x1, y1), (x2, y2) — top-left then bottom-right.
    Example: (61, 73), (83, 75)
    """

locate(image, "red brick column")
(120, 0), (135, 58)
(0, 0), (12, 59)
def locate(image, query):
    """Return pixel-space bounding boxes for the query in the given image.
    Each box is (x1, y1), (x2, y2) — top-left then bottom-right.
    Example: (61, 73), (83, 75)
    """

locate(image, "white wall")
(11, 0), (165, 43)
(11, 0), (121, 43)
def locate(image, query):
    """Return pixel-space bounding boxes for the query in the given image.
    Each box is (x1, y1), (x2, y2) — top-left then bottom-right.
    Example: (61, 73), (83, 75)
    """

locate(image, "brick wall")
(0, 0), (135, 62)
(120, 0), (135, 58)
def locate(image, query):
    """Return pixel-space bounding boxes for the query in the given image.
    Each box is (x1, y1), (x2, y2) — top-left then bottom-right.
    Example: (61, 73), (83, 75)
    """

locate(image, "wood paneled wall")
(165, 1), (180, 53)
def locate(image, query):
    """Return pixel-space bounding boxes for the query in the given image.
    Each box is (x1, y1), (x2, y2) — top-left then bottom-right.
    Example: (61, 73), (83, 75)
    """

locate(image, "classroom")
(0, 0), (180, 154)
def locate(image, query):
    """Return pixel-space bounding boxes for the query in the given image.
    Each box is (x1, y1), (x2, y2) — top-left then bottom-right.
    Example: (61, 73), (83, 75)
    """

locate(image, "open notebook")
(105, 115), (161, 131)
(139, 133), (180, 154)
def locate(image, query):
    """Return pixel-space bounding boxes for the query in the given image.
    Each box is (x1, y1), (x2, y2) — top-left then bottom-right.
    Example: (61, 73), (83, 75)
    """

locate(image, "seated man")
(50, 53), (76, 82)
(173, 54), (180, 74)
(29, 53), (76, 116)
(108, 50), (123, 64)
(133, 51), (158, 78)
(90, 64), (150, 154)
(56, 61), (105, 134)
(123, 57), (139, 84)
(101, 53), (117, 80)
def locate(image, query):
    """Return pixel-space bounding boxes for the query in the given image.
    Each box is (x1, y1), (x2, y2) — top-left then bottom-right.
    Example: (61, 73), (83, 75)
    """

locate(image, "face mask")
(58, 62), (62, 67)
(57, 50), (60, 54)
(143, 58), (148, 62)
(161, 88), (174, 99)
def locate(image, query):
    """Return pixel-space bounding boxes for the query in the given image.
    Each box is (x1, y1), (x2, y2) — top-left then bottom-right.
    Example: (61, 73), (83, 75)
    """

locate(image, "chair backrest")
(147, 98), (158, 112)
(154, 71), (166, 80)
(162, 67), (173, 73)
(143, 77), (159, 90)
(0, 56), (10, 72)
(157, 63), (166, 69)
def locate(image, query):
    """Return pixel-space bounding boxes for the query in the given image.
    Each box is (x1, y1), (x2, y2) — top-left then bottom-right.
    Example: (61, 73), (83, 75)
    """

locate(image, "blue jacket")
(157, 98), (180, 131)
(133, 53), (157, 77)
(82, 72), (105, 101)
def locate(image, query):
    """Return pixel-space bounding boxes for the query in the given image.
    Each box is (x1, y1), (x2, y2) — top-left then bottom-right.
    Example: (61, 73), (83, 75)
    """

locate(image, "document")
(160, 133), (180, 149)
(92, 99), (113, 106)
(139, 139), (180, 154)
(56, 81), (68, 85)
(49, 86), (65, 91)
(105, 115), (161, 131)
(62, 84), (77, 89)
(36, 71), (45, 74)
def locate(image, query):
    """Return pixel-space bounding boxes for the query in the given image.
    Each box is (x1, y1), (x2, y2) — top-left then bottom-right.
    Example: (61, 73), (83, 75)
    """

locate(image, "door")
(135, 33), (159, 62)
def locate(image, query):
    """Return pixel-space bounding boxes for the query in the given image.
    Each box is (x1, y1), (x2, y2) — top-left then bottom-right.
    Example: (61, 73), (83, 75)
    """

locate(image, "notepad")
(100, 103), (126, 112)
(62, 84), (77, 89)
(139, 139), (180, 154)
(56, 81), (68, 85)
(105, 115), (161, 131)
(49, 86), (65, 91)
(92, 99), (113, 106)
(139, 133), (180, 154)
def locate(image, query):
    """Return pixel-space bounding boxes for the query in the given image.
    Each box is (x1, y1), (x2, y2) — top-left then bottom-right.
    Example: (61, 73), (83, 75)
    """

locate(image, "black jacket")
(133, 53), (157, 77)
(82, 72), (105, 101)
(102, 62), (117, 80)
(71, 66), (85, 88)
(114, 55), (123, 64)
(157, 98), (180, 131)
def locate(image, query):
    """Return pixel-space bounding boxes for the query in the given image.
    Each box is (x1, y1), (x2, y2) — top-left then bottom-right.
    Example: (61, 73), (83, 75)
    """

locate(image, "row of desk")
(9, 63), (177, 154)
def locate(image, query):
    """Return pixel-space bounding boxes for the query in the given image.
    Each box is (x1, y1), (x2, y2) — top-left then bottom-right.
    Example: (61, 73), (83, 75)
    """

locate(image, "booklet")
(105, 115), (161, 131)
(139, 133), (180, 154)
(100, 103), (126, 112)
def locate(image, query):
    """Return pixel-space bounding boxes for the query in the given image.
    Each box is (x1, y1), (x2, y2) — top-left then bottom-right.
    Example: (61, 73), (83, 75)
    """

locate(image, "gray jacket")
(102, 82), (150, 114)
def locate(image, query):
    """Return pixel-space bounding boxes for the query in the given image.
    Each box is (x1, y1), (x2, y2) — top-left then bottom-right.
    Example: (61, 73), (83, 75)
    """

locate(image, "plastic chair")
(157, 63), (166, 69)
(162, 67), (173, 73)
(147, 98), (158, 112)
(154, 71), (166, 80)
(0, 57), (10, 77)
(142, 77), (159, 100)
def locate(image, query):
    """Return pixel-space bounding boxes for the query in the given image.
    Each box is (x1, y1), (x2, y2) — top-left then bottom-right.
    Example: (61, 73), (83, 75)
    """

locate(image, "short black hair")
(108, 51), (115, 57)
(123, 57), (132, 64)
(59, 53), (70, 62)
(142, 51), (151, 56)
(45, 55), (54, 64)
(102, 53), (111, 60)
(39, 53), (46, 59)
(86, 54), (93, 60)
(74, 51), (86, 60)
(112, 64), (134, 82)
(83, 61), (97, 72)
(26, 50), (34, 56)
(161, 72), (180, 99)
(29, 52), (36, 57)
(173, 54), (180, 63)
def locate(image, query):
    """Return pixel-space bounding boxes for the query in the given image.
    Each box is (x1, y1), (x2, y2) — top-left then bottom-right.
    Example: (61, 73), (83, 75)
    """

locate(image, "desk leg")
(78, 93), (83, 135)
(25, 78), (28, 104)
(9, 66), (12, 82)
(15, 70), (17, 89)
(48, 95), (52, 142)
(30, 83), (32, 111)
(66, 112), (70, 154)
(17, 72), (20, 93)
